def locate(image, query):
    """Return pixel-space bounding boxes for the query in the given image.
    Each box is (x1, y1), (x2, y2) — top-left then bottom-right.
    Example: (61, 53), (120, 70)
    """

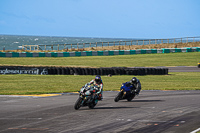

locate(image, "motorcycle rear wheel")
(114, 91), (123, 102)
(88, 102), (96, 109)
(74, 97), (83, 110)
(127, 93), (135, 101)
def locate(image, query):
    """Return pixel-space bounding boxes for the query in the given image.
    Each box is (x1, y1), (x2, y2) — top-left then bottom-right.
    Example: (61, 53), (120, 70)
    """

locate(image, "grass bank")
(0, 72), (199, 95)
(0, 52), (199, 67)
(1, 42), (200, 52)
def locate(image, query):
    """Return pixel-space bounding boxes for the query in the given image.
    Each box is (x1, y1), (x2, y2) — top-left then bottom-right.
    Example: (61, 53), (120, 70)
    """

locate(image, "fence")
(1, 47), (199, 57)
(21, 36), (200, 51)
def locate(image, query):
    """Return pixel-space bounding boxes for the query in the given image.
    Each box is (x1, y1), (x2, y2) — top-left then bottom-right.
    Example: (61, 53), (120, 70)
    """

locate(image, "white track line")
(190, 127), (200, 133)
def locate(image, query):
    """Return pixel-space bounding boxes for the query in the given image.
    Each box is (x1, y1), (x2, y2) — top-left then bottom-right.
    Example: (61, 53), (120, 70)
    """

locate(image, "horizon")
(1, 34), (200, 40)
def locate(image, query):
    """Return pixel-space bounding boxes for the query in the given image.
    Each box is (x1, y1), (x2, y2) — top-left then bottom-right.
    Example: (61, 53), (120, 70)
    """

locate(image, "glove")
(98, 94), (102, 100)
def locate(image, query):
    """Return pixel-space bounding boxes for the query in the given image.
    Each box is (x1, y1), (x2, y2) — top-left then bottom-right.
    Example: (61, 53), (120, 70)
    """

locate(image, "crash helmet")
(130, 77), (137, 84)
(95, 75), (101, 84)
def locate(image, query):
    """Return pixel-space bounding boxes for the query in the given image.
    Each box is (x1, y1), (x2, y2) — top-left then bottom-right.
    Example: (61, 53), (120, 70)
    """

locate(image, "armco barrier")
(0, 47), (199, 57)
(0, 66), (168, 75)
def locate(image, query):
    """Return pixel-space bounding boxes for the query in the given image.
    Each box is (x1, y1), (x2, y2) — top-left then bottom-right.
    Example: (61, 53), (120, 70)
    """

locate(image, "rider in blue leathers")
(125, 77), (141, 95)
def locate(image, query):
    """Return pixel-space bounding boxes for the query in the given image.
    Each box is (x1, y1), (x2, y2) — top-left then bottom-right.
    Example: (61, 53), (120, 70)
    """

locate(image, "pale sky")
(0, 0), (200, 39)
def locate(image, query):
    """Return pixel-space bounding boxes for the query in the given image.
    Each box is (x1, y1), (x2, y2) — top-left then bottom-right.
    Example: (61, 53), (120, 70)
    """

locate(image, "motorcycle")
(74, 84), (99, 110)
(114, 82), (136, 102)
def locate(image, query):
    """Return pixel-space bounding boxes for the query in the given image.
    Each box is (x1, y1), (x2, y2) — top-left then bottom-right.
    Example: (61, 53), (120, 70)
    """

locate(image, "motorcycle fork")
(80, 95), (86, 105)
(120, 89), (125, 94)
(120, 90), (125, 99)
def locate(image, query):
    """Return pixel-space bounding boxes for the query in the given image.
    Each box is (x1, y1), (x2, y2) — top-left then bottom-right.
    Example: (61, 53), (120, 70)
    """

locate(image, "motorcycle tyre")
(114, 91), (123, 102)
(74, 97), (83, 110)
(127, 93), (135, 101)
(88, 100), (97, 109)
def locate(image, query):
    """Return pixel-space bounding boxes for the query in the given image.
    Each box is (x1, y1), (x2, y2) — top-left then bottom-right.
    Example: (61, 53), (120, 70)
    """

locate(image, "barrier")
(0, 66), (168, 75)
(0, 66), (47, 75)
(0, 47), (199, 57)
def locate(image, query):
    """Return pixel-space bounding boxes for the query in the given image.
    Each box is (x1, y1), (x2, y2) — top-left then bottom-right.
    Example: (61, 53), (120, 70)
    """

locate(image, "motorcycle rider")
(87, 75), (103, 100)
(126, 77), (141, 95)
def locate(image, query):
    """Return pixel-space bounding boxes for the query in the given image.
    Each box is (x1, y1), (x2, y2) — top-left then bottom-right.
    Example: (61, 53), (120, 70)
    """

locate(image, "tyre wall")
(0, 66), (168, 75)
(48, 67), (168, 75)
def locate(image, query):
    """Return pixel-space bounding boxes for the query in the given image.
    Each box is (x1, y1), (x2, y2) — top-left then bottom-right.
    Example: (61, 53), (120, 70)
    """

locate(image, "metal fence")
(22, 36), (200, 51)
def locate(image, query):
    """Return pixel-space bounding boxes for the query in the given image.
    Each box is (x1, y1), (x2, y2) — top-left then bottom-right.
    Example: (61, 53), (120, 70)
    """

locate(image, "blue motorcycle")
(74, 84), (99, 110)
(114, 82), (136, 102)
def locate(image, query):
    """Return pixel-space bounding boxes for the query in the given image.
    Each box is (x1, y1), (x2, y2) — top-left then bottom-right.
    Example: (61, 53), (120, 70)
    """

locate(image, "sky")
(0, 0), (200, 39)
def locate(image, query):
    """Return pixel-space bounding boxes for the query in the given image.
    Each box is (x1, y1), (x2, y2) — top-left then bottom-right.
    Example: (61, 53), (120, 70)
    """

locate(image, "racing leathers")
(87, 79), (103, 100)
(127, 79), (141, 95)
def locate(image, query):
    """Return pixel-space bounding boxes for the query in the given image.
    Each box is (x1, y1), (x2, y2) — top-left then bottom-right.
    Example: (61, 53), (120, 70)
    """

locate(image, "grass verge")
(0, 72), (199, 95)
(0, 52), (200, 67)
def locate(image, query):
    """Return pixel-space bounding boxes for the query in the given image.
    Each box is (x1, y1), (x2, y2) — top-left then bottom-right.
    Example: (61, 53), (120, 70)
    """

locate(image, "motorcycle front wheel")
(114, 91), (123, 102)
(74, 97), (83, 110)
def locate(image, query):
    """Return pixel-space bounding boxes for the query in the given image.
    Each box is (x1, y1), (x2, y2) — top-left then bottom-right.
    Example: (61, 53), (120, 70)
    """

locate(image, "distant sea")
(1, 35), (199, 51)
(0, 35), (135, 50)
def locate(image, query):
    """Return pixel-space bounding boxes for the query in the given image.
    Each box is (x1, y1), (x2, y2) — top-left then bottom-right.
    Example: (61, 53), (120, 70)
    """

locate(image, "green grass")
(0, 52), (199, 95)
(0, 52), (199, 67)
(0, 72), (199, 95)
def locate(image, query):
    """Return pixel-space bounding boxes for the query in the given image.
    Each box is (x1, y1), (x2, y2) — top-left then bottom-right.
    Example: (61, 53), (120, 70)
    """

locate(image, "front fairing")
(85, 90), (92, 95)
(120, 83), (132, 92)
(79, 85), (98, 103)
(80, 85), (91, 95)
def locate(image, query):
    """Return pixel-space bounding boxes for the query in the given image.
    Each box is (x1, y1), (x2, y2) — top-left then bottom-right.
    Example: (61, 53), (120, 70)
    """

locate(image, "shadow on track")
(120, 100), (164, 102)
(92, 106), (138, 110)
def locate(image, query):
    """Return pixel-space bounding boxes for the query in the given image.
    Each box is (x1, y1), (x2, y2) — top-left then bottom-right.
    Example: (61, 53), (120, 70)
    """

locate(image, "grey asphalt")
(1, 90), (200, 133)
(130, 66), (200, 72)
(165, 66), (200, 72)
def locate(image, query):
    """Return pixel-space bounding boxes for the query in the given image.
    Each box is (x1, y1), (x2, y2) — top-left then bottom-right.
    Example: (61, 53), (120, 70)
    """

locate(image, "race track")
(164, 66), (200, 72)
(1, 90), (200, 133)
